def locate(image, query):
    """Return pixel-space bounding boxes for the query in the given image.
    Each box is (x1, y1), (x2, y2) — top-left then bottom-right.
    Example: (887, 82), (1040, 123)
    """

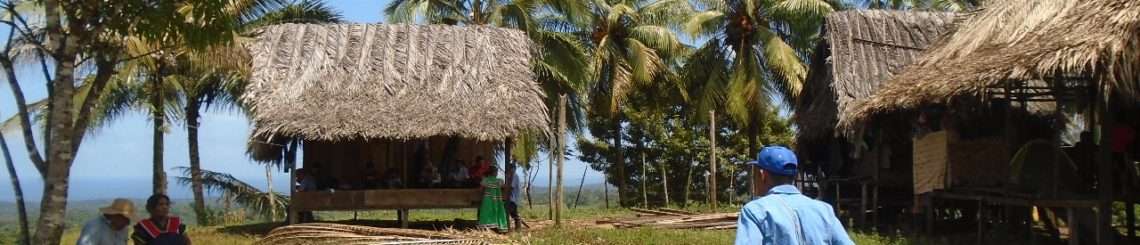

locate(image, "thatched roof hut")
(839, 0), (1140, 131)
(243, 24), (547, 161)
(796, 10), (957, 142)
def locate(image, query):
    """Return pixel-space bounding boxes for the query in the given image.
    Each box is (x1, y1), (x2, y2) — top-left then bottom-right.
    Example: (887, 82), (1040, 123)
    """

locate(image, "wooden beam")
(291, 189), (482, 211)
(1096, 82), (1115, 245)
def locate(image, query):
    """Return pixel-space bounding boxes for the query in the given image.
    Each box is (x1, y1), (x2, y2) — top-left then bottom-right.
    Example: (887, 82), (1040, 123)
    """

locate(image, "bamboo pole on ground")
(709, 110), (717, 210)
(555, 95), (567, 226)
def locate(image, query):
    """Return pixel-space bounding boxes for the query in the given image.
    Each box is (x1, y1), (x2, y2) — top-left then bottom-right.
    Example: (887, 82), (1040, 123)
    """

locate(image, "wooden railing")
(292, 188), (482, 211)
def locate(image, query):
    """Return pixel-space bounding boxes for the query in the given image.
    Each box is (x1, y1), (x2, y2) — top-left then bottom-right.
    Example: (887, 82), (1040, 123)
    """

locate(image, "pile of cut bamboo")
(597, 208), (740, 230)
(255, 223), (487, 245)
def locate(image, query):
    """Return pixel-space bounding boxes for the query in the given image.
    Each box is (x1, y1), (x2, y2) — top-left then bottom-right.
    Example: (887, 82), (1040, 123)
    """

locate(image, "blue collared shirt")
(76, 215), (129, 245)
(735, 185), (854, 245)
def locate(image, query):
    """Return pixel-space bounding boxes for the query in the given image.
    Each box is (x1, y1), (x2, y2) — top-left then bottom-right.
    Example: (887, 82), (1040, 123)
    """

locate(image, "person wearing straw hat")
(77, 198), (135, 245)
(735, 146), (853, 245)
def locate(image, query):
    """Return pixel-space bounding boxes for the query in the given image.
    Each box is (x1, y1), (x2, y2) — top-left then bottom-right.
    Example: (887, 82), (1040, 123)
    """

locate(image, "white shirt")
(76, 216), (129, 245)
(508, 171), (521, 202)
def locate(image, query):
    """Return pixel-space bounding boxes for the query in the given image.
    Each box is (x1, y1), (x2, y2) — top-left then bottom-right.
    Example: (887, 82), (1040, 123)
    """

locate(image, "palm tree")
(114, 0), (343, 225)
(174, 167), (289, 221)
(684, 0), (832, 157)
(576, 0), (691, 206)
(177, 0), (343, 224)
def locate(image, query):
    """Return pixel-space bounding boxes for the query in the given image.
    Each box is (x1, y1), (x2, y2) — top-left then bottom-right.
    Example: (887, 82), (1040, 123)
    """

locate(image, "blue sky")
(0, 0), (607, 201)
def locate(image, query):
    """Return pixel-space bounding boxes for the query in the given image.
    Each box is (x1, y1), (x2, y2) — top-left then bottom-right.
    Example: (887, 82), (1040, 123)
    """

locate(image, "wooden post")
(287, 140), (298, 224)
(1068, 207), (1079, 245)
(1096, 82), (1115, 245)
(873, 184), (879, 230)
(661, 160), (670, 206)
(642, 152), (648, 208)
(859, 182), (868, 228)
(398, 209), (408, 228)
(288, 163), (297, 224)
(506, 138), (513, 191)
(555, 95), (566, 226)
(925, 195), (934, 234)
(709, 110), (717, 210)
(977, 200), (984, 245)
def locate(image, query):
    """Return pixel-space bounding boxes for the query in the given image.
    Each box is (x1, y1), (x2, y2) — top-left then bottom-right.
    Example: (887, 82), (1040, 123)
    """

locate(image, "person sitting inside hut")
(77, 198), (135, 245)
(419, 164), (442, 188)
(469, 156), (491, 185)
(477, 165), (509, 233)
(309, 166), (337, 190)
(448, 160), (470, 187)
(132, 194), (190, 245)
(361, 171), (382, 189)
(382, 168), (403, 188)
(294, 168), (317, 222)
(296, 168), (318, 192)
(1069, 131), (1098, 189)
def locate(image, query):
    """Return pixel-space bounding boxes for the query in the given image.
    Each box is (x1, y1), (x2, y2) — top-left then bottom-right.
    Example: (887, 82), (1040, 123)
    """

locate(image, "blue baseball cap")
(746, 146), (798, 176)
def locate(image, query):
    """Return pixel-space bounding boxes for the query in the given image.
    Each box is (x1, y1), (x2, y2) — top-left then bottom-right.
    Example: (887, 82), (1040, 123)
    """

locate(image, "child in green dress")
(477, 166), (509, 233)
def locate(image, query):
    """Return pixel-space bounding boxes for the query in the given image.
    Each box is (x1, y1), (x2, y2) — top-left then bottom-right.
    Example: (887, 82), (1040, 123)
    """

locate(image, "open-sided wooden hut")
(242, 24), (547, 224)
(839, 0), (1140, 243)
(796, 9), (956, 227)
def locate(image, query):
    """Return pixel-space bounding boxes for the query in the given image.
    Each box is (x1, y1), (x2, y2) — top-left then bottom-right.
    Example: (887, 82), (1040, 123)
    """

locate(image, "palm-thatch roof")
(840, 0), (1140, 131)
(242, 24), (547, 144)
(796, 10), (957, 141)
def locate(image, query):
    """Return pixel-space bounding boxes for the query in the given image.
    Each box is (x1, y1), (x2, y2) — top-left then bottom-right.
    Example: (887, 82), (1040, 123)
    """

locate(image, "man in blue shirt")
(735, 146), (854, 245)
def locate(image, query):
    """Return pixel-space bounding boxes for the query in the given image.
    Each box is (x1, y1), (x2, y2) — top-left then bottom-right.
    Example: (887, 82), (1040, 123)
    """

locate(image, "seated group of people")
(295, 156), (495, 191)
(77, 194), (190, 245)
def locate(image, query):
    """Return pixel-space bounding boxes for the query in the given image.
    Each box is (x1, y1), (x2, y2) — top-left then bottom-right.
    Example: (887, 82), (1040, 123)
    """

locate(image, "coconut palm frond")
(175, 167), (288, 219)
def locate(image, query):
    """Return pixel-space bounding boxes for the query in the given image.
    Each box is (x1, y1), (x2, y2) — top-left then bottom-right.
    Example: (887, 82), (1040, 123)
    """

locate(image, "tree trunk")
(641, 152), (648, 208)
(1, 131), (30, 245)
(683, 159), (694, 208)
(186, 101), (208, 224)
(33, 6), (80, 241)
(748, 112), (760, 160)
(266, 164), (275, 221)
(613, 115), (626, 207)
(661, 159), (669, 207)
(152, 71), (167, 195)
(709, 110), (717, 209)
(554, 95), (567, 226)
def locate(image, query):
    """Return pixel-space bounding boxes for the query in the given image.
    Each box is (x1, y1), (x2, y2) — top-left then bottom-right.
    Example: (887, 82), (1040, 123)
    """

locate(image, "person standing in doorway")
(735, 146), (853, 245)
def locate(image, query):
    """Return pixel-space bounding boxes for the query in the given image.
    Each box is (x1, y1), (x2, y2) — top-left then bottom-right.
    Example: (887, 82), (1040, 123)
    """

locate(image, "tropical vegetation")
(0, 0), (988, 243)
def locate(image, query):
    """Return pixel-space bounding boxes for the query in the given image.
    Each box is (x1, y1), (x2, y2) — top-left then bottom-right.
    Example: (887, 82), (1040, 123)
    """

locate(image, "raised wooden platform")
(292, 188), (482, 211)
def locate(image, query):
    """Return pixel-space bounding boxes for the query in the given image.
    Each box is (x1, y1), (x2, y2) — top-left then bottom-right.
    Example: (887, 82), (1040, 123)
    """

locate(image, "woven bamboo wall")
(913, 131), (949, 194)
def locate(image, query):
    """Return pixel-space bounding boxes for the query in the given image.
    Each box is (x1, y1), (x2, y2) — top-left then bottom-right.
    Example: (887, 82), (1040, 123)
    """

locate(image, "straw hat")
(99, 198), (136, 219)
